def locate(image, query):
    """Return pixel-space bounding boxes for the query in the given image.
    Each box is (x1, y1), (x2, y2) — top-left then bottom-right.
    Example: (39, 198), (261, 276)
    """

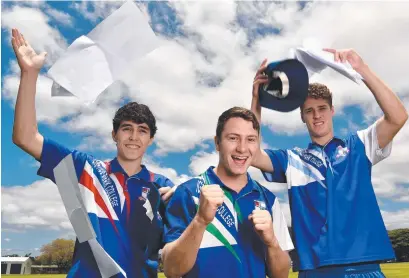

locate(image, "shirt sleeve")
(356, 120), (393, 166)
(164, 183), (196, 243)
(262, 149), (289, 183)
(154, 175), (175, 188)
(271, 198), (294, 251)
(37, 138), (88, 183)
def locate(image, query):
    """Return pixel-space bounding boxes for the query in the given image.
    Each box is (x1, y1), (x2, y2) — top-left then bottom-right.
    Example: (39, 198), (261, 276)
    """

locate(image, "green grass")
(3, 262), (408, 277)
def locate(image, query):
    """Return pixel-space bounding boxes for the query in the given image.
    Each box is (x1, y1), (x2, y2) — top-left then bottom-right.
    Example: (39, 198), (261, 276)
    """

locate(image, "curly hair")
(216, 107), (260, 143)
(302, 83), (333, 109)
(112, 102), (157, 138)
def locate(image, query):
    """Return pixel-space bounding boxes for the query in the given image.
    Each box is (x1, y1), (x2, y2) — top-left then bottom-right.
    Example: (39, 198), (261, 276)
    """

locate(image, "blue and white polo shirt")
(37, 138), (174, 278)
(262, 122), (396, 270)
(164, 166), (293, 278)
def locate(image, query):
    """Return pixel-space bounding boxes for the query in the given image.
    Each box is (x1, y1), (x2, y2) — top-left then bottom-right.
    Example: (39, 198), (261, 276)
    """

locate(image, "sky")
(1, 0), (409, 257)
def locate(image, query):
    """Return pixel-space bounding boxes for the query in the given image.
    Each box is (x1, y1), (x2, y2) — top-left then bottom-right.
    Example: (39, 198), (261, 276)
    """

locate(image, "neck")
(311, 131), (334, 146)
(117, 156), (143, 176)
(214, 165), (247, 193)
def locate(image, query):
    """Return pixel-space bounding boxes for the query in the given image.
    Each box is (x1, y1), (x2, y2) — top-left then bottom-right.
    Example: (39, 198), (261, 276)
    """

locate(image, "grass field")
(3, 262), (408, 278)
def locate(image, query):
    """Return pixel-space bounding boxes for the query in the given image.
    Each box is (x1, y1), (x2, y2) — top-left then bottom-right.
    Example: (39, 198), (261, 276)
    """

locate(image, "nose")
(313, 109), (320, 119)
(236, 139), (247, 153)
(129, 129), (139, 141)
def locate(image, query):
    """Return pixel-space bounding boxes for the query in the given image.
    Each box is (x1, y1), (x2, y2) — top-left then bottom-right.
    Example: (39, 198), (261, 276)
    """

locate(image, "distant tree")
(388, 228), (409, 262)
(36, 238), (75, 273)
(3, 254), (19, 257)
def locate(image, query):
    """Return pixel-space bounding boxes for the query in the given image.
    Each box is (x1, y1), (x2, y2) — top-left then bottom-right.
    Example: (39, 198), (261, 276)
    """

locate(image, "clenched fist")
(196, 185), (224, 225)
(249, 209), (277, 247)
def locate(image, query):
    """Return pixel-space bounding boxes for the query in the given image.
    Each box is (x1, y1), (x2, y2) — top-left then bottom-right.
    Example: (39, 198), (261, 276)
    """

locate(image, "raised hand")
(249, 209), (277, 247)
(196, 185), (224, 225)
(252, 59), (269, 99)
(323, 48), (366, 71)
(11, 28), (47, 73)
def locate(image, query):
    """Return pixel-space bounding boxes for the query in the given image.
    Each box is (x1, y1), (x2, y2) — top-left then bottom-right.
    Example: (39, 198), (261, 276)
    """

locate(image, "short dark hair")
(301, 83), (333, 110)
(216, 107), (260, 142)
(112, 102), (157, 138)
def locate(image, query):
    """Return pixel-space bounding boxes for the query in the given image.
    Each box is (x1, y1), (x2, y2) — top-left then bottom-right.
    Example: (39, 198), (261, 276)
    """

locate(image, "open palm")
(11, 28), (47, 72)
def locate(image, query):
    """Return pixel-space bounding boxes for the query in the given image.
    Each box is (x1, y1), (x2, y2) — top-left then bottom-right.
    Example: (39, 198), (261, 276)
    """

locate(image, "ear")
(214, 136), (220, 151)
(300, 110), (305, 123)
(331, 105), (335, 116)
(148, 137), (154, 146)
(112, 130), (117, 142)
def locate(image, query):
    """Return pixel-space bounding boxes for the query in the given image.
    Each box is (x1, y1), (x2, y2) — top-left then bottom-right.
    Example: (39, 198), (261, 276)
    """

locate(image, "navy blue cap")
(258, 59), (309, 112)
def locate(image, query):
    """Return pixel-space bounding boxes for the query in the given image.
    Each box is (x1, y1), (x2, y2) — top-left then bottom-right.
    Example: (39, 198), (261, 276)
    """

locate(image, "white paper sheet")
(48, 1), (162, 103)
(293, 47), (363, 84)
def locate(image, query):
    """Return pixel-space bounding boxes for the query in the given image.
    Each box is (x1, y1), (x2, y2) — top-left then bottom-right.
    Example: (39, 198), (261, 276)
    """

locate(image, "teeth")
(232, 156), (247, 160)
(314, 122), (324, 126)
(126, 145), (138, 149)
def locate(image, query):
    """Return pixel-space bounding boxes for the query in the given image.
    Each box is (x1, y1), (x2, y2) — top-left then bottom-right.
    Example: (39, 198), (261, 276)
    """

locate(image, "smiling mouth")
(313, 121), (324, 127)
(231, 155), (248, 166)
(125, 144), (140, 149)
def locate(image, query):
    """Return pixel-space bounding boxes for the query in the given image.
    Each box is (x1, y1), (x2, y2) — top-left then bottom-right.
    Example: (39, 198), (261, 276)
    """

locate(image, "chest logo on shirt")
(335, 146), (349, 162)
(140, 187), (150, 200)
(254, 200), (266, 210)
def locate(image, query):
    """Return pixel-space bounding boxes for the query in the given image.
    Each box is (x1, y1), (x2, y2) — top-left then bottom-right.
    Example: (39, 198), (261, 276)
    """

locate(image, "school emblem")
(141, 187), (150, 200)
(254, 200), (266, 210)
(335, 146), (349, 160)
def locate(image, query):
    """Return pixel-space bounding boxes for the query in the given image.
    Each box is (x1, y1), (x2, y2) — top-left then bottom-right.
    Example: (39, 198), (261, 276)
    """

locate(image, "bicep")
(253, 149), (275, 173)
(376, 116), (400, 149)
(20, 132), (44, 161)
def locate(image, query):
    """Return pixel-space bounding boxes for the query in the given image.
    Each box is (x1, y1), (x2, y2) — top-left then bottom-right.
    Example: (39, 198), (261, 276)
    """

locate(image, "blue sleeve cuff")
(164, 184), (196, 243)
(261, 149), (287, 183)
(37, 138), (72, 182)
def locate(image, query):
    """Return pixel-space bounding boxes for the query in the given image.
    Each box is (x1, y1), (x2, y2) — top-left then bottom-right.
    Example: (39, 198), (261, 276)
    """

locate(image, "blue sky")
(1, 1), (409, 256)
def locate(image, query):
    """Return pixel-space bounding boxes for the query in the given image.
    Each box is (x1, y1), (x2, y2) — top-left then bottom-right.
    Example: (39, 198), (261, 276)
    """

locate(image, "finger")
(158, 187), (169, 195)
(260, 58), (268, 68)
(11, 38), (19, 52)
(11, 30), (21, 48)
(162, 189), (174, 202)
(16, 29), (25, 47)
(323, 48), (336, 54)
(252, 217), (268, 224)
(340, 52), (348, 63)
(254, 223), (269, 231)
(256, 65), (268, 76)
(21, 34), (28, 46)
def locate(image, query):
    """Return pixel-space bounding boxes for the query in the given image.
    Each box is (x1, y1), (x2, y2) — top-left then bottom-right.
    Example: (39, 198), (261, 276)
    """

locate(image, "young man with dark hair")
(161, 106), (294, 278)
(251, 50), (408, 277)
(11, 28), (174, 278)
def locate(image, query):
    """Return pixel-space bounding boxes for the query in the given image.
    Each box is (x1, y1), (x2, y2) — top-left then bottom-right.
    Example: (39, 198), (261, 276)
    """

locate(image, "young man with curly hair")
(11, 28), (174, 278)
(250, 50), (408, 277)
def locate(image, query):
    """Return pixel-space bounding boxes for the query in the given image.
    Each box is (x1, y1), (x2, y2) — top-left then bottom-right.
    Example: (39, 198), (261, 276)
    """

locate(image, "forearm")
(163, 216), (207, 277)
(358, 65), (408, 126)
(265, 240), (290, 278)
(251, 95), (262, 124)
(13, 71), (40, 145)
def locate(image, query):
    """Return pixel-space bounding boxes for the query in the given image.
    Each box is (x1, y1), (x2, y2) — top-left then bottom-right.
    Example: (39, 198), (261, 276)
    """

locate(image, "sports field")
(3, 262), (408, 278)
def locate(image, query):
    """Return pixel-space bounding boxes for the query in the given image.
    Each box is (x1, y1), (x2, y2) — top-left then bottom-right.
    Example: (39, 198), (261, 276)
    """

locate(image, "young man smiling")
(251, 49), (408, 277)
(161, 107), (294, 278)
(11, 28), (174, 278)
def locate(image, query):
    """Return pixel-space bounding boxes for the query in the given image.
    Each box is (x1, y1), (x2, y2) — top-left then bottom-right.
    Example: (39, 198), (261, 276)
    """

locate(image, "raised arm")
(250, 59), (275, 173)
(162, 185), (224, 277)
(324, 48), (408, 149)
(11, 28), (47, 160)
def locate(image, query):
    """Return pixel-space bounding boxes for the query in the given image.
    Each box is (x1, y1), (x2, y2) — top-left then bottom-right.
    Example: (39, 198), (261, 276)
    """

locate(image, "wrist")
(265, 237), (280, 249)
(21, 69), (40, 78)
(354, 63), (370, 75)
(193, 215), (209, 228)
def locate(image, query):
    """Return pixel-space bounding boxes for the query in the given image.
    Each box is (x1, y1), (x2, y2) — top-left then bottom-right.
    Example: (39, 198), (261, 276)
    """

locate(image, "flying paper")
(48, 1), (162, 103)
(292, 47), (363, 84)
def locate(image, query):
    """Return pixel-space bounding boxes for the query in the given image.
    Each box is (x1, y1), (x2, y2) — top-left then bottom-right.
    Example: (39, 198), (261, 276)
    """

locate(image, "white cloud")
(1, 4), (68, 65)
(70, 1), (126, 23)
(381, 209), (409, 230)
(1, 179), (71, 230)
(44, 7), (74, 27)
